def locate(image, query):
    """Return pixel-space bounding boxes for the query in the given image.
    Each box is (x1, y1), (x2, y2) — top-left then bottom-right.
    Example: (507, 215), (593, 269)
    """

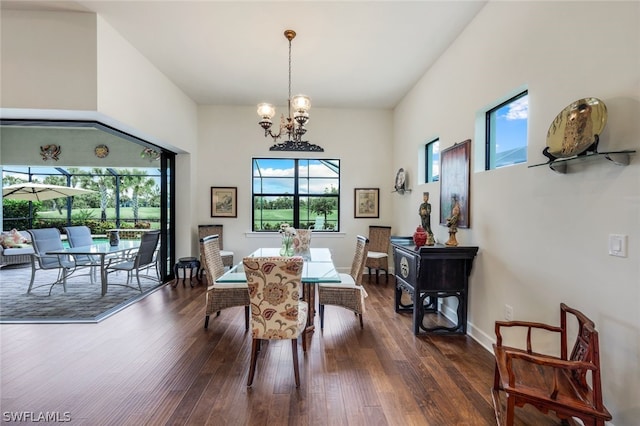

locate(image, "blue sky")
(253, 159), (339, 194)
(495, 95), (529, 154)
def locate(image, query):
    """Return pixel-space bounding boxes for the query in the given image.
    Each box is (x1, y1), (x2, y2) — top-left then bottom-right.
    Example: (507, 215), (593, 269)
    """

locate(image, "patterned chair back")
(293, 229), (312, 255)
(200, 235), (225, 281)
(243, 256), (304, 340)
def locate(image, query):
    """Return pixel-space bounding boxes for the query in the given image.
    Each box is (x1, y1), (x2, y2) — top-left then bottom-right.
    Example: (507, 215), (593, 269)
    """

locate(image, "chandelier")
(257, 29), (324, 152)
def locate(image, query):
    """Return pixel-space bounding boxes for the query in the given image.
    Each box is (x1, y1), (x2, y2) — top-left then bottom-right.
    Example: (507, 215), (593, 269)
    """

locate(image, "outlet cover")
(608, 234), (628, 258)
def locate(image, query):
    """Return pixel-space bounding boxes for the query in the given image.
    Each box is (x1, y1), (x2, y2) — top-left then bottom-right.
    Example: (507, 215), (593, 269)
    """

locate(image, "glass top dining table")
(216, 247), (341, 284)
(216, 247), (341, 333)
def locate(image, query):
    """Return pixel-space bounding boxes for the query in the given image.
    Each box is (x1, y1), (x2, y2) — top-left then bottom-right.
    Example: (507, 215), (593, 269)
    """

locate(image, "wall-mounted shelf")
(528, 150), (636, 174)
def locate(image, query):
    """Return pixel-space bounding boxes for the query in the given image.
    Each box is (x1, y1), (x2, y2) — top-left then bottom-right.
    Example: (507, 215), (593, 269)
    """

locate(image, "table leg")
(172, 264), (179, 288)
(100, 255), (107, 296)
(303, 282), (315, 333)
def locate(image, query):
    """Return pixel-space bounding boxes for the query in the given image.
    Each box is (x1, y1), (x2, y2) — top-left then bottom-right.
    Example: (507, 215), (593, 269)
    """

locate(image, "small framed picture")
(354, 188), (379, 218)
(211, 187), (237, 218)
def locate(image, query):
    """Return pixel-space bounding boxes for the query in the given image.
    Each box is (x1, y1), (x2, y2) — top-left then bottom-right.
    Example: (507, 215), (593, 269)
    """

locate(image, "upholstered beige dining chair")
(243, 256), (308, 388)
(198, 224), (234, 271)
(201, 235), (249, 330)
(365, 225), (391, 283)
(293, 228), (312, 256)
(318, 235), (369, 329)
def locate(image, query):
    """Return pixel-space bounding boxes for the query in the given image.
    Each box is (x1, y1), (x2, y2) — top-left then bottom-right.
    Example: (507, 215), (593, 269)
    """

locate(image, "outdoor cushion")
(1, 246), (34, 256)
(0, 229), (30, 248)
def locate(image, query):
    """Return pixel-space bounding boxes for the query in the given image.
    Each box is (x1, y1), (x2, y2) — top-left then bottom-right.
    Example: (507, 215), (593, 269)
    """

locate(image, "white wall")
(0, 10), (97, 110)
(195, 105), (393, 268)
(95, 15), (199, 258)
(394, 1), (640, 423)
(0, 10), (199, 259)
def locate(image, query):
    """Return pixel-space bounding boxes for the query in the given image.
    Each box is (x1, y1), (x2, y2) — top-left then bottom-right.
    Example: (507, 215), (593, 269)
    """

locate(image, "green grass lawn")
(254, 209), (338, 230)
(37, 207), (161, 220)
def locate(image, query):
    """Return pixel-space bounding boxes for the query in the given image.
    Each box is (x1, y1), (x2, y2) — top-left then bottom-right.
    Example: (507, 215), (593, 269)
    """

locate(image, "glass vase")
(280, 237), (294, 257)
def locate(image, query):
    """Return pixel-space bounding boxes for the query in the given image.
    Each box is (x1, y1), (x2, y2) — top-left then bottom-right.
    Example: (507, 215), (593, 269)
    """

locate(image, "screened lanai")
(0, 119), (176, 281)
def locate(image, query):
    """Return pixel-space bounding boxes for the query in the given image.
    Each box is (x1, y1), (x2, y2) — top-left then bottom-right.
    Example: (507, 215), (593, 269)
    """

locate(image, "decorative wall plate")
(94, 144), (109, 158)
(546, 97), (607, 158)
(394, 168), (406, 193)
(40, 144), (61, 161)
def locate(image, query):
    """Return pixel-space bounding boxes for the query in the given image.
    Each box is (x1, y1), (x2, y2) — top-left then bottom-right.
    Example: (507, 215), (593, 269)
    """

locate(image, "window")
(425, 139), (440, 182)
(252, 158), (340, 231)
(486, 91), (528, 169)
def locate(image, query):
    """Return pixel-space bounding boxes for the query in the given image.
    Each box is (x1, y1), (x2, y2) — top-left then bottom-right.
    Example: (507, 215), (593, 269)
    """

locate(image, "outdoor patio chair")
(63, 225), (101, 283)
(105, 230), (161, 292)
(26, 228), (77, 295)
(318, 235), (369, 329)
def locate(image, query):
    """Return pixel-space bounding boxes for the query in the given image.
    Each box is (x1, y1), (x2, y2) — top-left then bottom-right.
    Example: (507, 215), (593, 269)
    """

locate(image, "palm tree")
(121, 171), (156, 225)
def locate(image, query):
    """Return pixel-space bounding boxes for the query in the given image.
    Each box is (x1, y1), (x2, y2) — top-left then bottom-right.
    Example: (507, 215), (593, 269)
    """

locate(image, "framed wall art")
(439, 139), (471, 228)
(211, 186), (237, 218)
(354, 188), (379, 218)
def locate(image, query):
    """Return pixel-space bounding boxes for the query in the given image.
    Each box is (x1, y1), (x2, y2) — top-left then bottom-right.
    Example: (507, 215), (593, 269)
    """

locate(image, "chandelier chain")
(288, 38), (292, 118)
(257, 29), (323, 151)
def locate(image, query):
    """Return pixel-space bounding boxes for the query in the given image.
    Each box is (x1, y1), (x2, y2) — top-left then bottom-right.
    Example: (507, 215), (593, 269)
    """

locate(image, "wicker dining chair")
(198, 224), (234, 276)
(365, 225), (391, 283)
(318, 235), (369, 329)
(201, 234), (249, 330)
(243, 256), (307, 387)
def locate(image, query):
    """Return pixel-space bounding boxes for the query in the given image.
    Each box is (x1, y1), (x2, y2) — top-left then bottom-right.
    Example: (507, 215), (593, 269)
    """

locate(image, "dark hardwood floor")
(1, 275), (562, 425)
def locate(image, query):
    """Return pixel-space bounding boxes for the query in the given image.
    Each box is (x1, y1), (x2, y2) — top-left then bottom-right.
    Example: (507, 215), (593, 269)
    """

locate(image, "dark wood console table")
(391, 237), (478, 335)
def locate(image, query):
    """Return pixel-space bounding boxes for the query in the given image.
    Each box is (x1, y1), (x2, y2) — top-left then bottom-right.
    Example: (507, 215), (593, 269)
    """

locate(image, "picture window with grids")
(252, 158), (340, 231)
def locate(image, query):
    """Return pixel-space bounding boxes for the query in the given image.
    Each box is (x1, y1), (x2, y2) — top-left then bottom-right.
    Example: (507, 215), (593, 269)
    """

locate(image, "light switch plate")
(608, 234), (628, 257)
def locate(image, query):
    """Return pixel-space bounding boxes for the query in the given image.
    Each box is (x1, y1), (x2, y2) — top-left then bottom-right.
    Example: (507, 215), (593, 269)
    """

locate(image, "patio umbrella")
(2, 182), (96, 202)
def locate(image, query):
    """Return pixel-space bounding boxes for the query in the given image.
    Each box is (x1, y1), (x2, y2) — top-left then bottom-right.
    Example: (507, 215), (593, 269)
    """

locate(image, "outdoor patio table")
(46, 241), (141, 296)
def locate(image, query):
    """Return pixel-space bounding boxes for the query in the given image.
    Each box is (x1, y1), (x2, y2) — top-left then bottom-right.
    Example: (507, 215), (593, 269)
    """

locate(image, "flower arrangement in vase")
(279, 223), (296, 257)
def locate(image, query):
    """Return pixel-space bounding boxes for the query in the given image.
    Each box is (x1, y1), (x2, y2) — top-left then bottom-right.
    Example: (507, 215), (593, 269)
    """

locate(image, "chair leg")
(247, 338), (260, 386)
(319, 304), (325, 329)
(359, 313), (364, 328)
(204, 315), (210, 329)
(27, 263), (37, 294)
(244, 306), (250, 331)
(136, 269), (143, 292)
(506, 394), (515, 426)
(493, 361), (501, 391)
(291, 338), (300, 388)
(301, 331), (307, 353)
(61, 269), (68, 292)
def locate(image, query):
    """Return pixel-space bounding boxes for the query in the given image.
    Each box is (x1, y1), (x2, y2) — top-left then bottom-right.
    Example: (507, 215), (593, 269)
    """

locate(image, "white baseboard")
(439, 301), (493, 353)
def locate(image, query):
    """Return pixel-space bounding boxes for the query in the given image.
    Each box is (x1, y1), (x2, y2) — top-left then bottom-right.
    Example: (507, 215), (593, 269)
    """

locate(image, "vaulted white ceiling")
(2, 1), (487, 109)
